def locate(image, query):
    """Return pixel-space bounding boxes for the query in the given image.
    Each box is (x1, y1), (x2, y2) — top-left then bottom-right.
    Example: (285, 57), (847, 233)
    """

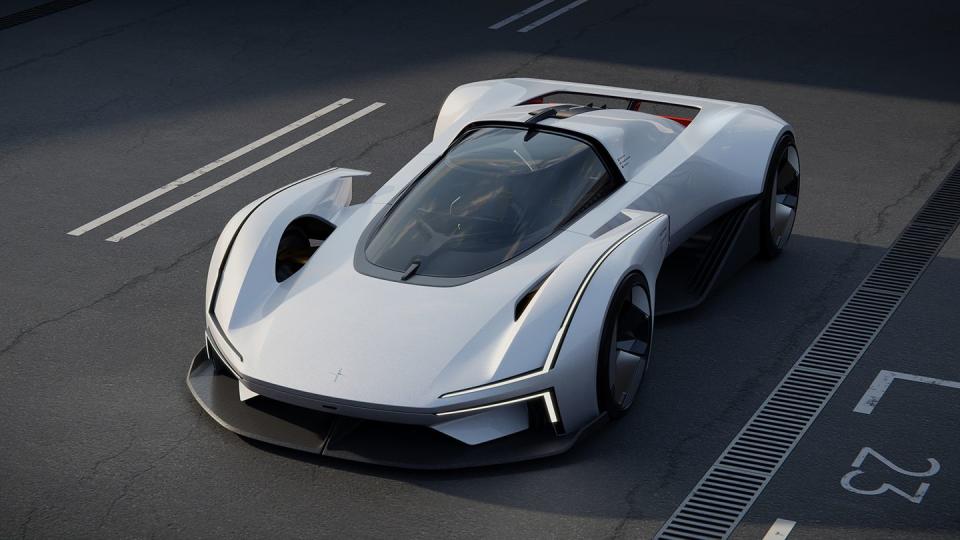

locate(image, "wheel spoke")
(776, 162), (796, 194)
(613, 349), (646, 399)
(615, 287), (651, 356)
(605, 282), (653, 411)
(773, 202), (795, 238)
(769, 145), (800, 249)
(630, 287), (651, 316)
(617, 338), (648, 357)
(617, 299), (649, 334)
(778, 193), (799, 208)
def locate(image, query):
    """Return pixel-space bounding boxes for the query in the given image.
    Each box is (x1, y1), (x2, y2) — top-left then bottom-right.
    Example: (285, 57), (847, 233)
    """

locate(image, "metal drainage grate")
(657, 164), (960, 540)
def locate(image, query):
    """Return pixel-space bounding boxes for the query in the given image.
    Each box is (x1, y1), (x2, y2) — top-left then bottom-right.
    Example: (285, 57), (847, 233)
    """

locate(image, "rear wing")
(522, 90), (698, 127)
(434, 78), (761, 140)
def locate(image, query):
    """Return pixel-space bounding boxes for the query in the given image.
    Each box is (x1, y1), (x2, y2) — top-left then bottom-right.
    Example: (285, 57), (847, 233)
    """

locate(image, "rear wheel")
(760, 134), (800, 258)
(597, 273), (653, 419)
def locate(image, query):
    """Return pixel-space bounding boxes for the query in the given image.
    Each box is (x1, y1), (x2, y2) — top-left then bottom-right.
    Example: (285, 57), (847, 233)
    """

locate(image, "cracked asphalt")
(1, 1), (959, 538)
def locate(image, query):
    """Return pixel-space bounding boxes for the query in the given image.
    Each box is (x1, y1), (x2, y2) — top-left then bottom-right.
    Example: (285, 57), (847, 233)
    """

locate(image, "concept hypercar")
(188, 78), (800, 468)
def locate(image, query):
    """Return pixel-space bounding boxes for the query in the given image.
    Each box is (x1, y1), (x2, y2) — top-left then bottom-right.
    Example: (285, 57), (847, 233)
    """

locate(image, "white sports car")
(189, 78), (800, 468)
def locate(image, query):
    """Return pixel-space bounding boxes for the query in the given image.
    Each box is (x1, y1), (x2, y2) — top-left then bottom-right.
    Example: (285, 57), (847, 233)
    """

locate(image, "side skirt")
(655, 199), (762, 315)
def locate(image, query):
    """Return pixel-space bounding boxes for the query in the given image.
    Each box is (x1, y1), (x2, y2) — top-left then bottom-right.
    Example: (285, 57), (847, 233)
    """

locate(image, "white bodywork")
(204, 78), (792, 445)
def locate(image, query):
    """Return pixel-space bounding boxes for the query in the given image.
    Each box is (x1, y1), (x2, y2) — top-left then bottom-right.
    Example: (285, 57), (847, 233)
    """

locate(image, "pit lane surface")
(1, 1), (959, 538)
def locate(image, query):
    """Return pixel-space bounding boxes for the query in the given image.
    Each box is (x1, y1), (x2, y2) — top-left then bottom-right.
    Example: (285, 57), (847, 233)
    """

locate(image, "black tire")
(759, 134), (800, 259)
(597, 273), (654, 419)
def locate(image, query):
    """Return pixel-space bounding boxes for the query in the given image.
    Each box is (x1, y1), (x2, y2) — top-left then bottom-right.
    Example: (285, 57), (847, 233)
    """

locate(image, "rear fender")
(433, 80), (553, 141)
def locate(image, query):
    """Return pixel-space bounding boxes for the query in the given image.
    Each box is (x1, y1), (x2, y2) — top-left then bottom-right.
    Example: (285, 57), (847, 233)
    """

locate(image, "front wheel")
(760, 134), (800, 258)
(597, 273), (653, 419)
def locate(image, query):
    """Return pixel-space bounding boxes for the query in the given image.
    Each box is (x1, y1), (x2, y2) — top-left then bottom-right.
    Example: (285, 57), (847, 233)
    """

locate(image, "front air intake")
(275, 216), (335, 282)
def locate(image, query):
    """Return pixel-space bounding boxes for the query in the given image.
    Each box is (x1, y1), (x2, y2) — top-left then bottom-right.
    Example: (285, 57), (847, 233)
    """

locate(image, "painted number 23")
(841, 447), (940, 504)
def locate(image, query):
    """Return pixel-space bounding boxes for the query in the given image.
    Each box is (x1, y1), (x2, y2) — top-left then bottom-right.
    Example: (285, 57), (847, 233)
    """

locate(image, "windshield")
(365, 126), (617, 279)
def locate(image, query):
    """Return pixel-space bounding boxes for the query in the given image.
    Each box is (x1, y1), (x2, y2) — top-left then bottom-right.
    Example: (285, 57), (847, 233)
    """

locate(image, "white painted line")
(762, 519), (797, 540)
(68, 99), (353, 237)
(105, 102), (385, 242)
(853, 369), (960, 414)
(489, 0), (555, 30)
(517, 0), (589, 33)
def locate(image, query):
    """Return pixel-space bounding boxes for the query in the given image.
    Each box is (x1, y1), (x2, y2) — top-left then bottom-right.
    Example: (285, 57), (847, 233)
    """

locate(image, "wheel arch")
(546, 213), (670, 432)
(760, 129), (799, 191)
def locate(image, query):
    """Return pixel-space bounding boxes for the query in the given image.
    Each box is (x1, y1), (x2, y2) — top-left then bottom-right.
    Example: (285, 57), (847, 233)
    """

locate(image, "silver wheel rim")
(609, 285), (651, 409)
(770, 145), (800, 249)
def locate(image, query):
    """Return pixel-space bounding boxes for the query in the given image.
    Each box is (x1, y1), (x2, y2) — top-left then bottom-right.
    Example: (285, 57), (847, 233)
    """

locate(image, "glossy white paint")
(435, 79), (790, 243)
(433, 401), (531, 445)
(204, 79), (793, 440)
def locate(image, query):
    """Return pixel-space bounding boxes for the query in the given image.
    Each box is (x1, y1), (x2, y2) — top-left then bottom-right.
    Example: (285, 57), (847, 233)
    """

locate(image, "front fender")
(548, 212), (669, 431)
(436, 212), (669, 433)
(205, 168), (368, 333)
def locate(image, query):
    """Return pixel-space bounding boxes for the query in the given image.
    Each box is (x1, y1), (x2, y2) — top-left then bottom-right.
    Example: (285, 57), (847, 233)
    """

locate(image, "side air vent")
(515, 288), (539, 320)
(514, 270), (555, 320)
(276, 216), (335, 282)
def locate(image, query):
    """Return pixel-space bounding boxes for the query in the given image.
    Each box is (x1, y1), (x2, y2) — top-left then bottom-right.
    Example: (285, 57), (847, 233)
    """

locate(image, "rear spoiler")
(433, 79), (754, 140)
(522, 90), (697, 127)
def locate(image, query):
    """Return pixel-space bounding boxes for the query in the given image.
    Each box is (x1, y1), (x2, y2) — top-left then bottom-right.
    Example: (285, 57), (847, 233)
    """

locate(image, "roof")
(472, 104), (683, 181)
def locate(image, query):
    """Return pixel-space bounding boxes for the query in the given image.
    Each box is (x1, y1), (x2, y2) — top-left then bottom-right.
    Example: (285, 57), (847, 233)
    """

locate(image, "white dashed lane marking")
(762, 518), (797, 540)
(488, 0), (589, 32)
(488, 0), (555, 30)
(517, 0), (590, 33)
(104, 102), (385, 242)
(67, 98), (353, 236)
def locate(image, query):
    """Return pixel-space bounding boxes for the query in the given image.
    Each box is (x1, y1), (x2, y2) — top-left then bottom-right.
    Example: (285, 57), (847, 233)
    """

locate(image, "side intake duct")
(275, 216), (335, 282)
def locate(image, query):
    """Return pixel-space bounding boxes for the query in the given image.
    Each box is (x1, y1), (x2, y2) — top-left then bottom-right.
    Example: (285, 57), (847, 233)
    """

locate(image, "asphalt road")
(1, 1), (959, 538)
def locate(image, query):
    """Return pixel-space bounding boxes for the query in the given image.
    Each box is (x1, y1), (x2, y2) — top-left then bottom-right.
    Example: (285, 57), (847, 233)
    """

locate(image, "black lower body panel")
(187, 350), (603, 469)
(656, 198), (762, 315)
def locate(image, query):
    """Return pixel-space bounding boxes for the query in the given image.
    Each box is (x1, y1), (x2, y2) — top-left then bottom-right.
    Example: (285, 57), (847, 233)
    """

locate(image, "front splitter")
(186, 350), (605, 469)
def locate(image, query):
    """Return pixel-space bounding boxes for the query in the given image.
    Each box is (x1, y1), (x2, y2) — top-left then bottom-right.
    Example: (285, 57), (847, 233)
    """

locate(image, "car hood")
(220, 203), (588, 409)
